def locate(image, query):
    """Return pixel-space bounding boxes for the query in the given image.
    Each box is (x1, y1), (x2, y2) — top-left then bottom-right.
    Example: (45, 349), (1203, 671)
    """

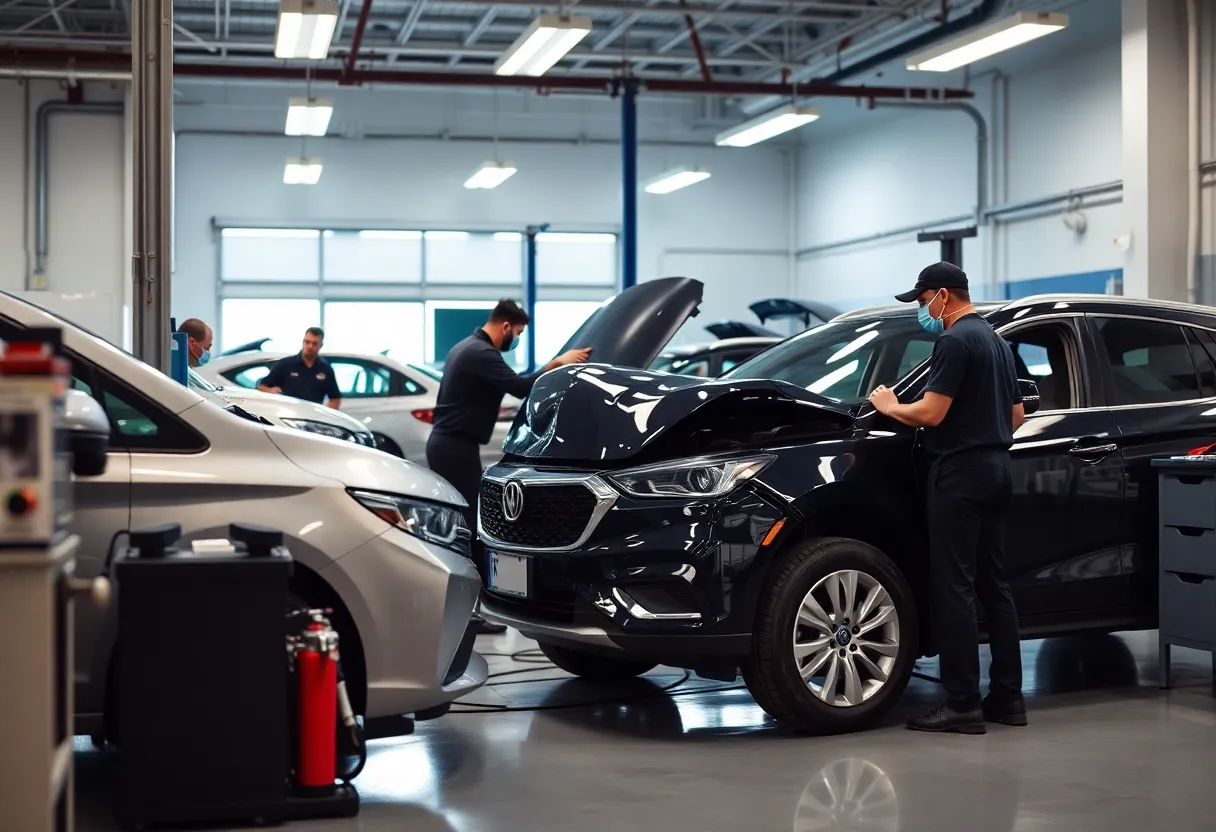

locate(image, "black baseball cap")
(895, 262), (969, 303)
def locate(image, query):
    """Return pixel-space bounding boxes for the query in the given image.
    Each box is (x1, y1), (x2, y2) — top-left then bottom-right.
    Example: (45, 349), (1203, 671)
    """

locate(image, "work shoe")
(906, 703), (987, 734)
(982, 694), (1028, 726)
(471, 612), (508, 635)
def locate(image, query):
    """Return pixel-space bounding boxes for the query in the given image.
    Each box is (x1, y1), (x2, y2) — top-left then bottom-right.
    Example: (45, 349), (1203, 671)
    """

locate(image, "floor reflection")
(793, 758), (900, 832)
(1030, 634), (1140, 695)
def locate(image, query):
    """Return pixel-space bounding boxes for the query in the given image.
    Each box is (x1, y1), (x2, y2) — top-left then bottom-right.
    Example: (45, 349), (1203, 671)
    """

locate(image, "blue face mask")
(918, 292), (946, 336)
(198, 348), (211, 366)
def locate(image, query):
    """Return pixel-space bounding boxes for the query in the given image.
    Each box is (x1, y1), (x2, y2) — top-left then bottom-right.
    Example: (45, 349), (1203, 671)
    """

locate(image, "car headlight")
(349, 489), (471, 552)
(282, 418), (360, 444)
(608, 454), (775, 499)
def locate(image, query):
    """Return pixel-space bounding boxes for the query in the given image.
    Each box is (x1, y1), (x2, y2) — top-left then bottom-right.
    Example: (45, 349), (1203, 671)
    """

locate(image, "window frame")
(998, 320), (1086, 413)
(1086, 313), (1216, 410)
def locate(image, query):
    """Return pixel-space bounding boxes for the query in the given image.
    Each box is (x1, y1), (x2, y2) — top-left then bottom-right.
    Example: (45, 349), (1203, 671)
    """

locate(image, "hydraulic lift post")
(917, 225), (978, 271)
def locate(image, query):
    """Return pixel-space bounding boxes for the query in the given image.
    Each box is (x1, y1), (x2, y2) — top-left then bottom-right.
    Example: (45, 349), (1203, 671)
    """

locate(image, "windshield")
(188, 369), (219, 392)
(722, 314), (937, 403)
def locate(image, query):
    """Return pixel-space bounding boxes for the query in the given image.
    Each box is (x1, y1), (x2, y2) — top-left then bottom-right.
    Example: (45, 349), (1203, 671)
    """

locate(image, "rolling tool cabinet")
(1153, 458), (1216, 689)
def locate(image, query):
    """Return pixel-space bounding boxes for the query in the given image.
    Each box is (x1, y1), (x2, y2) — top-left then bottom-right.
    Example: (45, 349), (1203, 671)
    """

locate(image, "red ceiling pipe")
(341, 0), (374, 84)
(678, 0), (712, 84)
(0, 46), (974, 100)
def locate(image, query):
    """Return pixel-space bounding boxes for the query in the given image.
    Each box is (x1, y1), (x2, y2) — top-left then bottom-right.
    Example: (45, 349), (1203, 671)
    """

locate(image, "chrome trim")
(480, 597), (625, 650)
(478, 467), (617, 553)
(612, 587), (702, 621)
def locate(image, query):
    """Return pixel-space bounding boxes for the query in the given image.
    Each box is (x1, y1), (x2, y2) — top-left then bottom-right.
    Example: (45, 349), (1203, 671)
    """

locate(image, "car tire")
(537, 641), (657, 681)
(746, 536), (918, 735)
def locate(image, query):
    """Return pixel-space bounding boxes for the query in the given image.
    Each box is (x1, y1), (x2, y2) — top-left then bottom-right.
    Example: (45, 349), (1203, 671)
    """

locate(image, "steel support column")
(524, 223), (548, 372)
(131, 0), (174, 372)
(620, 78), (638, 290)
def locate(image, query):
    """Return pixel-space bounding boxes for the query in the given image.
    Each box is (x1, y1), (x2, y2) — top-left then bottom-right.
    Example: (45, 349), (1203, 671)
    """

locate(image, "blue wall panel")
(1002, 269), (1122, 299)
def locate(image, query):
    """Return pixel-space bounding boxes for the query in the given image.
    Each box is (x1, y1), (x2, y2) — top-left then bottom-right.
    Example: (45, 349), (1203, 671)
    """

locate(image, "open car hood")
(554, 277), (704, 369)
(503, 364), (855, 463)
(749, 298), (841, 329)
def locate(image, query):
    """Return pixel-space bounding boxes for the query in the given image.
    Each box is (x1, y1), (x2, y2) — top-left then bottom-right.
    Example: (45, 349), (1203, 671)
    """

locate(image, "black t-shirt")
(921, 313), (1021, 464)
(262, 353), (341, 405)
(431, 330), (541, 445)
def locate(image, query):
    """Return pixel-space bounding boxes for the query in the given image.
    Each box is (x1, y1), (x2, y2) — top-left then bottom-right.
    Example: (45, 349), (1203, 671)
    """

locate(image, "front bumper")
(478, 469), (787, 666)
(321, 527), (486, 718)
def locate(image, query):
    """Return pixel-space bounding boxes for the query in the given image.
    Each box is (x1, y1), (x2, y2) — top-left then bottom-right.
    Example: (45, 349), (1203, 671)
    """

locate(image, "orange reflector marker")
(761, 517), (786, 547)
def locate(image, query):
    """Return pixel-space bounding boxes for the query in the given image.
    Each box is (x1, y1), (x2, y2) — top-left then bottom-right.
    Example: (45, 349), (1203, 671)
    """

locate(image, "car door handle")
(1068, 441), (1118, 460)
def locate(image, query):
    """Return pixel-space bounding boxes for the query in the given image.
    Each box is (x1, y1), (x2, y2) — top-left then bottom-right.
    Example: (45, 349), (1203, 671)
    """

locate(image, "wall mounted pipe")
(795, 180), (1125, 259)
(870, 101), (987, 225)
(34, 100), (124, 280)
(0, 67), (131, 81)
(1187, 0), (1200, 304)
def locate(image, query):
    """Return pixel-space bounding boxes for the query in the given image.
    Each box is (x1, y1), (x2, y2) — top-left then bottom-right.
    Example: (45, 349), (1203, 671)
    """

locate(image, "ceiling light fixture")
(284, 97), (334, 136)
(464, 161), (518, 189)
(906, 11), (1069, 72)
(494, 14), (593, 76)
(283, 157), (323, 185)
(715, 104), (820, 148)
(644, 166), (712, 194)
(274, 0), (340, 60)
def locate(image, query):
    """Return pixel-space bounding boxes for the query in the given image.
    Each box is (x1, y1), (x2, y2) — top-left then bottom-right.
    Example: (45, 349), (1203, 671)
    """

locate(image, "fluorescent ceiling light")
(358, 230), (422, 240)
(536, 232), (616, 244)
(715, 104), (820, 148)
(464, 161), (517, 190)
(906, 12), (1069, 72)
(283, 157), (323, 185)
(285, 97), (333, 136)
(274, 0), (339, 60)
(494, 14), (592, 76)
(644, 166), (711, 195)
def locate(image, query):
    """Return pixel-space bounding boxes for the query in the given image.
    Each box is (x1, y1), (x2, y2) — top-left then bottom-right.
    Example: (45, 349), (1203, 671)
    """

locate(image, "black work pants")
(926, 450), (1022, 712)
(425, 431), (485, 577)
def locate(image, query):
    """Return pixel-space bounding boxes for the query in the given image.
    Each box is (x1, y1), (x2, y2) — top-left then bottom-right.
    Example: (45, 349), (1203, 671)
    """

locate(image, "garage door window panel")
(1096, 317), (1208, 406)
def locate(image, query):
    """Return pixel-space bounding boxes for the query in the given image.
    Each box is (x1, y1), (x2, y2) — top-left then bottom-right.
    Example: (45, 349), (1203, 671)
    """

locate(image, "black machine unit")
(113, 522), (306, 827)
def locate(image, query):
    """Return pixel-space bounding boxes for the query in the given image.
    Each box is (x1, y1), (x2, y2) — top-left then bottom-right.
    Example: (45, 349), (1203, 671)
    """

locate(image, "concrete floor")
(77, 629), (1216, 831)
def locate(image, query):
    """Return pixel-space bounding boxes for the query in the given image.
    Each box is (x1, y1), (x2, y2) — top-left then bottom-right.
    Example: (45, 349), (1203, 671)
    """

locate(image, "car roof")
(659, 336), (782, 357)
(832, 293), (1216, 323)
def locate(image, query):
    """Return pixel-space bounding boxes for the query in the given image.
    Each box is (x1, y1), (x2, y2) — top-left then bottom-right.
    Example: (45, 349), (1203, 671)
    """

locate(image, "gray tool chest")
(1153, 458), (1216, 688)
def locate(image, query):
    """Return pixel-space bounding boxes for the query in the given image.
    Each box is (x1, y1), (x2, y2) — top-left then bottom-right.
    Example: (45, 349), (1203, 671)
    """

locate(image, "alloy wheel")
(790, 569), (900, 708)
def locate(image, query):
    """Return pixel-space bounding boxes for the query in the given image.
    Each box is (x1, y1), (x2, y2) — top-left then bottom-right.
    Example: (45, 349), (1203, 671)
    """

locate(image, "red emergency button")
(7, 487), (37, 517)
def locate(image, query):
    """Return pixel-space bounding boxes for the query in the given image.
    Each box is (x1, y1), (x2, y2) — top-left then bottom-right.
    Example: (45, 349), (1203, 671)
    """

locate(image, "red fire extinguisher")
(288, 609), (365, 791)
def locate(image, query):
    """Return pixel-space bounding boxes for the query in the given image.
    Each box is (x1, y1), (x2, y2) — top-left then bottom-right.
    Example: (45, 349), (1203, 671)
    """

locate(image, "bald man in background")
(177, 318), (214, 367)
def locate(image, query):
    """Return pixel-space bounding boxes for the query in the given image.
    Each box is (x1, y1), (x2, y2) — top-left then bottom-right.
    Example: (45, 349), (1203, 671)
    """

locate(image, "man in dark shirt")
(428, 299), (590, 634)
(258, 327), (342, 409)
(868, 262), (1027, 735)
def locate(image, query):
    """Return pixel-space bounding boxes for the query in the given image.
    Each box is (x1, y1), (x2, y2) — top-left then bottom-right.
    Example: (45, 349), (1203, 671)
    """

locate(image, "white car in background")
(200, 345), (516, 468)
(187, 369), (378, 448)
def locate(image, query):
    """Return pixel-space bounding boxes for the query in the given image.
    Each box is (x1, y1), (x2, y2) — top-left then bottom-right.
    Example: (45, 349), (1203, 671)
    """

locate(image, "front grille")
(480, 480), (597, 549)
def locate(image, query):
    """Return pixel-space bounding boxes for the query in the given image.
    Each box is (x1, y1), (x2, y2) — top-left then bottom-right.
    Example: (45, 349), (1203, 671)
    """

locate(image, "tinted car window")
(1185, 329), (1216, 397)
(725, 316), (936, 404)
(1003, 324), (1076, 411)
(330, 360), (391, 397)
(1096, 317), (1205, 405)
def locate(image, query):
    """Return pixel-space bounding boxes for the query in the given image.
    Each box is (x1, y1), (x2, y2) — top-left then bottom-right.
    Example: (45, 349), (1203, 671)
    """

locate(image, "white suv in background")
(188, 369), (377, 448)
(201, 347), (517, 468)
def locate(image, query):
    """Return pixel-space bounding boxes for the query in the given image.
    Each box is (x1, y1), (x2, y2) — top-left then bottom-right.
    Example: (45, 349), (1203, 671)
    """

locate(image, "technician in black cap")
(428, 299), (591, 634)
(867, 262), (1026, 735)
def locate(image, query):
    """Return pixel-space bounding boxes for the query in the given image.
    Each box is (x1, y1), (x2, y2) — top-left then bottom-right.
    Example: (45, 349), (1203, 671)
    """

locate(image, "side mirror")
(63, 388), (110, 476)
(1018, 379), (1041, 416)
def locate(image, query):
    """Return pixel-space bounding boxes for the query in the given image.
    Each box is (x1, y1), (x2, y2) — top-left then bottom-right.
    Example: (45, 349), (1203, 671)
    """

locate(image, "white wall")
(0, 80), (131, 346)
(794, 0), (1126, 310)
(172, 84), (793, 348)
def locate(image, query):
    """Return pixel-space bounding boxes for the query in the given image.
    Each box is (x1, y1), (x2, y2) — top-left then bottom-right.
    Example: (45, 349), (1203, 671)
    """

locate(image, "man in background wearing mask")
(867, 262), (1026, 735)
(427, 299), (591, 634)
(178, 318), (213, 367)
